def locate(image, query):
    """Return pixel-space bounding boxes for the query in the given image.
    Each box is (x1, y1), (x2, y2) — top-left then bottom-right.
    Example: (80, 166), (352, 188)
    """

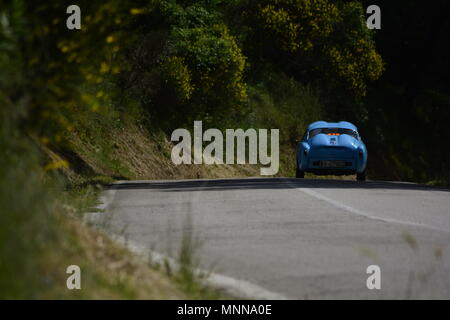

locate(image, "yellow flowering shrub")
(158, 2), (248, 118)
(245, 0), (383, 96)
(161, 56), (194, 101)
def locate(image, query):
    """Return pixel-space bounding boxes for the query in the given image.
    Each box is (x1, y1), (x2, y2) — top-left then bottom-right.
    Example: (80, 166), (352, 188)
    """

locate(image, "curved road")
(97, 178), (450, 299)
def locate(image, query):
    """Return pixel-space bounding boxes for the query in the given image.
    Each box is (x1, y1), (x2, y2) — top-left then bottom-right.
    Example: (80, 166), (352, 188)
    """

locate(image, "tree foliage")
(14, 1), (448, 181)
(231, 0), (384, 97)
(119, 1), (248, 130)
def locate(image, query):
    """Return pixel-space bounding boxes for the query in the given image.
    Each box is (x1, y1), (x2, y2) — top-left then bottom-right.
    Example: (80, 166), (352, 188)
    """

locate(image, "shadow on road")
(109, 178), (450, 193)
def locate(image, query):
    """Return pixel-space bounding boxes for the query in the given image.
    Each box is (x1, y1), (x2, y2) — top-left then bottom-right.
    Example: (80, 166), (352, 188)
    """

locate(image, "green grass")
(171, 215), (228, 299)
(426, 180), (450, 188)
(0, 104), (55, 298)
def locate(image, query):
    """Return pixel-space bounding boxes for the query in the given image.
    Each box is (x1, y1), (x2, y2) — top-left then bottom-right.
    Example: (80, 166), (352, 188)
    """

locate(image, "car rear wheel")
(296, 167), (305, 178)
(356, 171), (366, 181)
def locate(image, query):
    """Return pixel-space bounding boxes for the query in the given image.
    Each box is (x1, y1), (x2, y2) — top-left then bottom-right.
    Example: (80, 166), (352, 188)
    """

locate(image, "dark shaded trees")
(361, 0), (450, 181)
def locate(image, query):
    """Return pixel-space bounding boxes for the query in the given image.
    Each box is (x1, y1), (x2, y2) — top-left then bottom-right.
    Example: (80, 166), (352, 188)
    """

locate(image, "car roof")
(307, 121), (358, 131)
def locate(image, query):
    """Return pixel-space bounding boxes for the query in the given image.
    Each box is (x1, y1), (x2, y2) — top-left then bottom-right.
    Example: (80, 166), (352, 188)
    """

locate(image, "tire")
(296, 167), (305, 178)
(356, 171), (366, 181)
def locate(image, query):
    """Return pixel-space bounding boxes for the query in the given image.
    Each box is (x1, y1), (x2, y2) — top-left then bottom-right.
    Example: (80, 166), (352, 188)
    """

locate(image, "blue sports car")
(296, 121), (368, 181)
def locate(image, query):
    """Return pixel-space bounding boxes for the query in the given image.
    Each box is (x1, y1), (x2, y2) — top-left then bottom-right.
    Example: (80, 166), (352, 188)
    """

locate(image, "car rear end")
(307, 145), (358, 175)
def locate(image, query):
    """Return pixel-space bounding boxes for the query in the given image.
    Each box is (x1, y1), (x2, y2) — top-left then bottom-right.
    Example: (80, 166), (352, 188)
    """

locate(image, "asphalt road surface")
(96, 178), (450, 299)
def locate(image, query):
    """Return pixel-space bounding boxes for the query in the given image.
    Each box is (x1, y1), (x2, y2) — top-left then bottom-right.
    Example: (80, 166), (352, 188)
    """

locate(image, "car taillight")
(358, 151), (363, 159)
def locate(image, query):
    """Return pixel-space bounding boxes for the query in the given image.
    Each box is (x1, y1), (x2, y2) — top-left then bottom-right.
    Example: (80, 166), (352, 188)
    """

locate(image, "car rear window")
(309, 128), (358, 139)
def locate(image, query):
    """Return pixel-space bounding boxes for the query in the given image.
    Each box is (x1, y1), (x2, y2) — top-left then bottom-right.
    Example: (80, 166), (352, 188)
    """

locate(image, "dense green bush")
(246, 72), (323, 144)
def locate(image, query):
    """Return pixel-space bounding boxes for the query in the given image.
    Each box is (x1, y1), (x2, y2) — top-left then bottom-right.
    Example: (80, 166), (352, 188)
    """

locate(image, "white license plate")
(320, 160), (346, 168)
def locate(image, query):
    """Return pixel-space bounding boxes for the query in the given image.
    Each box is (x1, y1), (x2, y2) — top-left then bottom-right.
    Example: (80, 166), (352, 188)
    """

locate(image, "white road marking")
(284, 178), (450, 234)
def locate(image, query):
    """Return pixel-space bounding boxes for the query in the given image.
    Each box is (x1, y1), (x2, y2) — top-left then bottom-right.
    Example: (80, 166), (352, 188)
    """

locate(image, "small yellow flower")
(106, 35), (115, 43)
(44, 160), (69, 172)
(130, 8), (145, 15)
(100, 62), (110, 73)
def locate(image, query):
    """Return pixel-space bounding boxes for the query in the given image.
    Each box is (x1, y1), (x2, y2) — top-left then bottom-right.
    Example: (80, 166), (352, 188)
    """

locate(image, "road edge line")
(284, 178), (450, 234)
